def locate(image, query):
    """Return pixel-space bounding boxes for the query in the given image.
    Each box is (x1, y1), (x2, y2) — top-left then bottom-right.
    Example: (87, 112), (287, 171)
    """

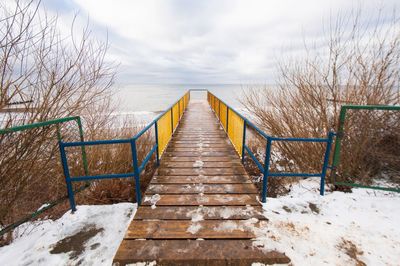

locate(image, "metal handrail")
(0, 116), (89, 236)
(207, 91), (335, 202)
(58, 91), (190, 212)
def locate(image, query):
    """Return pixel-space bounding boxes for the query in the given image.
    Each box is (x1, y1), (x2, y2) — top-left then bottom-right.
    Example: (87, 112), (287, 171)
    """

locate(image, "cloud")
(41, 0), (400, 84)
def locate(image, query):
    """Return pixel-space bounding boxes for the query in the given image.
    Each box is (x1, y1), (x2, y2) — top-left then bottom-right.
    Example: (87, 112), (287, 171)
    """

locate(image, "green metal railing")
(331, 104), (400, 192)
(0, 116), (89, 236)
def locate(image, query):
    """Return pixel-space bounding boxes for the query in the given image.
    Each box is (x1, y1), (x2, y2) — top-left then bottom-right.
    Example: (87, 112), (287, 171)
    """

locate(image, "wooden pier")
(113, 99), (290, 265)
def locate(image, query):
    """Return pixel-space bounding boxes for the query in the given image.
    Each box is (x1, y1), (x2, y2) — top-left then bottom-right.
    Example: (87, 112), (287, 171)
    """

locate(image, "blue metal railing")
(59, 91), (190, 212)
(208, 92), (335, 202)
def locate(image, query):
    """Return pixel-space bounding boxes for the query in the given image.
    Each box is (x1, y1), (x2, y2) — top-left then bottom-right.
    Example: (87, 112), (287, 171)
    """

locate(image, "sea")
(113, 84), (265, 123)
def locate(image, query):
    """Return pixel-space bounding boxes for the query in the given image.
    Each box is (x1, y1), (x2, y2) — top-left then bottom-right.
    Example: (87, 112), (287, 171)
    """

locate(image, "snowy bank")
(255, 179), (400, 265)
(0, 203), (137, 266)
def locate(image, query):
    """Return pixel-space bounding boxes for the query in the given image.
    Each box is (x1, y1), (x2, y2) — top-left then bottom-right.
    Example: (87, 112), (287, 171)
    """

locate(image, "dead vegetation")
(337, 238), (366, 266)
(0, 0), (155, 245)
(241, 9), (400, 191)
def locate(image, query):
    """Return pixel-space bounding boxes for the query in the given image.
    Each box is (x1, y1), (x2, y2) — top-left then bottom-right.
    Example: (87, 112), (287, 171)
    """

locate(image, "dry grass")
(337, 238), (366, 266)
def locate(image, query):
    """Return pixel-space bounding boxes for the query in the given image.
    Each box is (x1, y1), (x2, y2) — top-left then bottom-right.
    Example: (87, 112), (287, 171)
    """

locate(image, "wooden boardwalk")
(113, 100), (290, 265)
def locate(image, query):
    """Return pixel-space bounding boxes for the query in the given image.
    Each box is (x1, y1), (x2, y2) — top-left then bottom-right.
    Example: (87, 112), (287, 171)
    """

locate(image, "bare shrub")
(0, 0), (129, 235)
(241, 9), (400, 189)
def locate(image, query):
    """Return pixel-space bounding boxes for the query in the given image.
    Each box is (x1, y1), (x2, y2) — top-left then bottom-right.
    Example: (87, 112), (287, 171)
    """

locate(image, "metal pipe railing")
(207, 91), (335, 202)
(58, 91), (190, 211)
(0, 116), (90, 236)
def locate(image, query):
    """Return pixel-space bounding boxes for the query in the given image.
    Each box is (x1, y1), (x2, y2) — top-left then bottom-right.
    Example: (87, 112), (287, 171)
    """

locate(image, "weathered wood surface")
(134, 206), (268, 220)
(114, 240), (291, 266)
(113, 99), (290, 265)
(146, 183), (258, 194)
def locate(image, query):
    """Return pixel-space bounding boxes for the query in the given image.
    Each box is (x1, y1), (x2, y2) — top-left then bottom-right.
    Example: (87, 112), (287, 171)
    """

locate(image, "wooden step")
(146, 184), (258, 194)
(151, 175), (252, 184)
(113, 240), (291, 266)
(141, 194), (260, 206)
(134, 206), (268, 220)
(162, 151), (237, 157)
(162, 156), (238, 162)
(125, 220), (266, 239)
(160, 161), (242, 168)
(156, 168), (246, 176)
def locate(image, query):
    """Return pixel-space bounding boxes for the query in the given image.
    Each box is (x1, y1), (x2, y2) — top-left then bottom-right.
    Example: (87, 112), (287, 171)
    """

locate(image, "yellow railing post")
(157, 92), (190, 158)
(207, 92), (244, 158)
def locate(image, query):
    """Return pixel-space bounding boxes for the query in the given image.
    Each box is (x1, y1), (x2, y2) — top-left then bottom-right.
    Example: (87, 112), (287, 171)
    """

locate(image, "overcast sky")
(41, 0), (399, 85)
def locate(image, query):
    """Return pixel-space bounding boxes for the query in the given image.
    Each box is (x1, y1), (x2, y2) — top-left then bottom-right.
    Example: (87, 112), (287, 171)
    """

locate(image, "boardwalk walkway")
(113, 99), (290, 265)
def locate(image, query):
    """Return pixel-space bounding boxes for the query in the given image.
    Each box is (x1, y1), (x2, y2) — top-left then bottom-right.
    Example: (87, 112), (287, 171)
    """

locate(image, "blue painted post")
(154, 122), (160, 166)
(241, 120), (247, 163)
(58, 141), (77, 212)
(320, 131), (334, 196)
(130, 139), (142, 205)
(261, 138), (272, 203)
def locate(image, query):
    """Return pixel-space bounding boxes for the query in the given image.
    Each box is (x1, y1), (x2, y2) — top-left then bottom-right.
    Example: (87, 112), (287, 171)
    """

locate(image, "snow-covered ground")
(0, 203), (137, 266)
(0, 180), (399, 265)
(257, 179), (400, 265)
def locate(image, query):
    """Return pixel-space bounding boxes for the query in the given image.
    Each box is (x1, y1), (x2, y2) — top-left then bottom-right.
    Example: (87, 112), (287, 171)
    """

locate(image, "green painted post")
(331, 107), (347, 170)
(76, 117), (89, 176)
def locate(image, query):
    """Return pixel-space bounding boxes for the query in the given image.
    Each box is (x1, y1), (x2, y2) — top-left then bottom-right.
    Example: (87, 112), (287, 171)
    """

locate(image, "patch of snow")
(215, 221), (241, 232)
(193, 160), (204, 168)
(187, 223), (202, 234)
(188, 207), (204, 222)
(144, 194), (161, 209)
(37, 203), (51, 212)
(0, 203), (137, 266)
(214, 218), (259, 233)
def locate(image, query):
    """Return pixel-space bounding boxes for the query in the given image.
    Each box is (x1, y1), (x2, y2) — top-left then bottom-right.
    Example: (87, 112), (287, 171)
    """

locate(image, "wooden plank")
(170, 140), (229, 144)
(174, 132), (225, 135)
(146, 184), (258, 194)
(162, 151), (237, 157)
(113, 240), (290, 266)
(142, 194), (260, 206)
(125, 220), (266, 239)
(151, 175), (252, 184)
(162, 156), (237, 162)
(156, 168), (246, 176)
(134, 206), (268, 220)
(171, 137), (227, 141)
(160, 161), (242, 168)
(169, 143), (229, 148)
(173, 134), (226, 137)
(166, 147), (234, 152)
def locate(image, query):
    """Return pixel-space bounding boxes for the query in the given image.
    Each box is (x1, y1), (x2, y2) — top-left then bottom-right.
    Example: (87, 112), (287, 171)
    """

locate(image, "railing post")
(58, 141), (77, 212)
(261, 138), (272, 203)
(320, 131), (334, 196)
(154, 122), (160, 166)
(226, 107), (229, 133)
(218, 99), (221, 119)
(130, 138), (142, 205)
(76, 117), (89, 176)
(170, 108), (174, 134)
(241, 120), (247, 163)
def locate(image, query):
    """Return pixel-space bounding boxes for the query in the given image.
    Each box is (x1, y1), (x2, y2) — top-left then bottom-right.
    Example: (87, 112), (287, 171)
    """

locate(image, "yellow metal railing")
(157, 92), (190, 157)
(207, 92), (244, 157)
